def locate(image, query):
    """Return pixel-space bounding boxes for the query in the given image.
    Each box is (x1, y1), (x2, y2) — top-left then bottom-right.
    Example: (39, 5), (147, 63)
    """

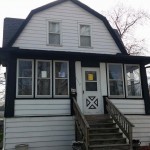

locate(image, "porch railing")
(72, 97), (90, 150)
(104, 96), (134, 150)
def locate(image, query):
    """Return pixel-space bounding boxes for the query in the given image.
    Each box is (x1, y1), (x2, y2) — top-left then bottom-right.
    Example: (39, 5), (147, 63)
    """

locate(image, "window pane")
(37, 79), (50, 95)
(55, 62), (68, 78)
(49, 33), (60, 45)
(19, 60), (32, 77)
(18, 78), (32, 95)
(126, 65), (140, 81)
(109, 81), (124, 95)
(126, 65), (141, 96)
(80, 36), (91, 47)
(55, 79), (68, 95)
(127, 80), (141, 96)
(109, 64), (123, 80)
(85, 71), (97, 81)
(86, 82), (97, 91)
(38, 61), (50, 78)
(49, 22), (60, 33)
(80, 25), (90, 35)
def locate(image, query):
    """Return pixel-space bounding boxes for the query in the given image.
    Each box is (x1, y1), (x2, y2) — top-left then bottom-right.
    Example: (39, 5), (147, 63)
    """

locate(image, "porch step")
(85, 115), (130, 150)
(90, 122), (116, 128)
(89, 143), (130, 150)
(90, 137), (126, 145)
(89, 127), (119, 133)
(89, 133), (123, 139)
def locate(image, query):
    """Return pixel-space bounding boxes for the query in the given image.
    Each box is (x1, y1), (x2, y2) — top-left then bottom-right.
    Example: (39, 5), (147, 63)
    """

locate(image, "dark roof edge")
(0, 48), (148, 63)
(7, 0), (128, 55)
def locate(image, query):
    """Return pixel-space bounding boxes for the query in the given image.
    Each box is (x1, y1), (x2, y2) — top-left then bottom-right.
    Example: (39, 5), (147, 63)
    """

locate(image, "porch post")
(75, 61), (83, 113)
(140, 64), (150, 114)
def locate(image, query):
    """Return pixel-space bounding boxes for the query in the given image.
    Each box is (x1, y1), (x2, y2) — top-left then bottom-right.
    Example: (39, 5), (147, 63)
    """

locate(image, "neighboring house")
(0, 0), (150, 150)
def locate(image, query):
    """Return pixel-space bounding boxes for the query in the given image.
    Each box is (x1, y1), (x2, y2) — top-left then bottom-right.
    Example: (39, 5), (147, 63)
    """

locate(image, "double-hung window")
(17, 59), (34, 97)
(16, 59), (69, 98)
(80, 24), (91, 47)
(107, 64), (124, 97)
(125, 65), (142, 97)
(48, 22), (61, 45)
(36, 60), (52, 98)
(107, 63), (142, 98)
(54, 61), (69, 97)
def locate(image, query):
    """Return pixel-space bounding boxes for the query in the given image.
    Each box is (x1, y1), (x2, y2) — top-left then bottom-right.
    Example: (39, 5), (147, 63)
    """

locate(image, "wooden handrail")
(72, 97), (90, 150)
(104, 96), (134, 150)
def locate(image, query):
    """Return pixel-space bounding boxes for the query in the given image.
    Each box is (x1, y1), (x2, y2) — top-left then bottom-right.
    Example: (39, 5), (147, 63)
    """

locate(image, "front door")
(82, 68), (104, 115)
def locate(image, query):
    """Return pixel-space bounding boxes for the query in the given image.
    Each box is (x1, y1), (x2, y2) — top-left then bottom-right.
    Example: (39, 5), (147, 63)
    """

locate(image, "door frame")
(82, 67), (104, 115)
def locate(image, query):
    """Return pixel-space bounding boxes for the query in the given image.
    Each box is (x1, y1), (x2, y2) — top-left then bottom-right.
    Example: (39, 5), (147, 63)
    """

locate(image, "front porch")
(72, 96), (134, 150)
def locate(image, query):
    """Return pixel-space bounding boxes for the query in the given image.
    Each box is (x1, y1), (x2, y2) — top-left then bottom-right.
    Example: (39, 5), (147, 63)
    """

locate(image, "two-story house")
(1, 0), (150, 149)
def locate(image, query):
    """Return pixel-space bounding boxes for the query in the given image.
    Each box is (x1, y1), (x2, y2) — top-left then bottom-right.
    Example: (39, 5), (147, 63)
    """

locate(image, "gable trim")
(6, 0), (128, 55)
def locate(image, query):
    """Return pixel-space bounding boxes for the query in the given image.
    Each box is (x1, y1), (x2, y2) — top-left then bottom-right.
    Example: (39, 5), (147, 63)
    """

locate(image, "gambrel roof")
(3, 18), (24, 47)
(4, 0), (128, 54)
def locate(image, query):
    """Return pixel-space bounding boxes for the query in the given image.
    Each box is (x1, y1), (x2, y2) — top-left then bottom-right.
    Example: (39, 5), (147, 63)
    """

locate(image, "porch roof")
(0, 47), (150, 66)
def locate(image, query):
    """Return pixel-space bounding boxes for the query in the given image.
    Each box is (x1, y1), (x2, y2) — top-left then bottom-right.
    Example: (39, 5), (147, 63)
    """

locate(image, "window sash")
(107, 63), (125, 97)
(35, 60), (52, 98)
(17, 59), (69, 98)
(16, 59), (34, 98)
(79, 24), (91, 47)
(125, 64), (142, 98)
(48, 22), (61, 45)
(53, 61), (69, 97)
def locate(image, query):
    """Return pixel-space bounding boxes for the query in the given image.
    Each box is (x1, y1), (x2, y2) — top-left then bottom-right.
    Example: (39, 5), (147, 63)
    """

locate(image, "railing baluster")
(104, 97), (134, 150)
(72, 97), (90, 150)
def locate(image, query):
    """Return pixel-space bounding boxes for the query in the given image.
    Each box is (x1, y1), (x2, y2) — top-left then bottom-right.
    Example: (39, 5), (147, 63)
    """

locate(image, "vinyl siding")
(126, 115), (150, 146)
(110, 99), (145, 114)
(13, 1), (121, 54)
(15, 99), (71, 116)
(4, 116), (75, 150)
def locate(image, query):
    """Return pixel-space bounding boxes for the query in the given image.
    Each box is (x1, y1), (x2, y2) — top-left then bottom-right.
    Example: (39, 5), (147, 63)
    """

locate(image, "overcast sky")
(0, 0), (150, 51)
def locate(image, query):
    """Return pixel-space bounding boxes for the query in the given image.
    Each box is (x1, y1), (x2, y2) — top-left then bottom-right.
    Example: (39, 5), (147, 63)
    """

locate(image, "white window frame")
(53, 60), (69, 98)
(35, 60), (52, 98)
(47, 20), (62, 46)
(16, 59), (34, 98)
(124, 64), (142, 98)
(78, 23), (92, 48)
(107, 63), (125, 98)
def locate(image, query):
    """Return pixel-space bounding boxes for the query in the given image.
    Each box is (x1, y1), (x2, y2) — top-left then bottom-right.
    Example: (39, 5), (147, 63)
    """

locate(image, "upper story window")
(48, 22), (61, 45)
(16, 59), (34, 97)
(80, 24), (91, 47)
(107, 64), (125, 97)
(125, 65), (142, 98)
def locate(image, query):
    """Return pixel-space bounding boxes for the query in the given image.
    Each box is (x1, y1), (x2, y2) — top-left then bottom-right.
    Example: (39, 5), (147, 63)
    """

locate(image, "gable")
(6, 0), (127, 55)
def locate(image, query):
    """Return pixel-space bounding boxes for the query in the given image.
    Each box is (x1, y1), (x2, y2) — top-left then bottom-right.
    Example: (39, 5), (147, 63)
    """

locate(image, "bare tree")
(104, 4), (150, 55)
